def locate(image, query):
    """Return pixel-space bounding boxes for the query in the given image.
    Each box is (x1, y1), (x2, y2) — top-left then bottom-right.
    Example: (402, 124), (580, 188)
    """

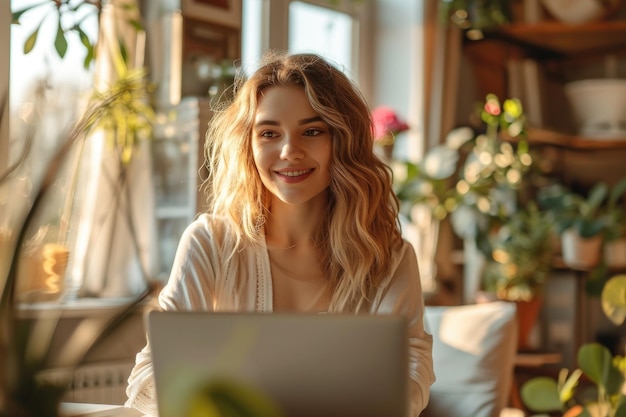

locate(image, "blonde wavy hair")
(203, 52), (403, 311)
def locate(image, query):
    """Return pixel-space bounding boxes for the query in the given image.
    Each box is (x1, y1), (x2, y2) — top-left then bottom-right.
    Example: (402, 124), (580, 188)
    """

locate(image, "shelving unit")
(457, 12), (626, 366)
(496, 20), (626, 55)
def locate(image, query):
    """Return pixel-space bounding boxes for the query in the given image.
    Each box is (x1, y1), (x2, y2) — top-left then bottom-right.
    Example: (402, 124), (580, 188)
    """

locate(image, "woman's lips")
(275, 169), (314, 183)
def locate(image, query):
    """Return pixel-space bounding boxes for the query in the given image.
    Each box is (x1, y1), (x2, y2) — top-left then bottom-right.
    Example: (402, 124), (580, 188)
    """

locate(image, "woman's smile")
(275, 168), (314, 182)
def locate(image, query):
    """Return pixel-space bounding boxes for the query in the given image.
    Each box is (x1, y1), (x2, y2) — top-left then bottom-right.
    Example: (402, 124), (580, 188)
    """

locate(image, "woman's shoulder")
(181, 214), (238, 249)
(388, 239), (419, 276)
(393, 238), (416, 261)
(188, 213), (230, 232)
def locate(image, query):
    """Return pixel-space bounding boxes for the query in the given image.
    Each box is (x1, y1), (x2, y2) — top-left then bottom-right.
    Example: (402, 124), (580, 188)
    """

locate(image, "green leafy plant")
(392, 126), (472, 221)
(10, 0), (155, 298)
(438, 0), (513, 38)
(538, 182), (610, 239)
(11, 0), (142, 69)
(483, 201), (555, 301)
(393, 94), (532, 233)
(2, 2), (157, 414)
(0, 94), (156, 417)
(450, 94), (533, 255)
(521, 274), (626, 417)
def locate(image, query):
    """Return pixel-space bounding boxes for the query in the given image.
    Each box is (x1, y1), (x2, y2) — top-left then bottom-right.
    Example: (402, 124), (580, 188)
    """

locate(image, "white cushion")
(422, 301), (518, 417)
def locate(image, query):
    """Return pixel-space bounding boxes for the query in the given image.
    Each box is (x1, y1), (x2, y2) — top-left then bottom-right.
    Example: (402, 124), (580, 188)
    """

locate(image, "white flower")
(450, 205), (481, 239)
(423, 145), (459, 179)
(445, 127), (474, 150)
(390, 161), (409, 184)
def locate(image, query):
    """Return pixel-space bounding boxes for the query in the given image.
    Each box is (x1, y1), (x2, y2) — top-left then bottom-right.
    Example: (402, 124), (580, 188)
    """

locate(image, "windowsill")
(17, 296), (153, 319)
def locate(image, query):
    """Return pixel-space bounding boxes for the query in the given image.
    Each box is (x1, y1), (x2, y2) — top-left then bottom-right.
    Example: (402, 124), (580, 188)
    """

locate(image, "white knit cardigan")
(124, 214), (435, 416)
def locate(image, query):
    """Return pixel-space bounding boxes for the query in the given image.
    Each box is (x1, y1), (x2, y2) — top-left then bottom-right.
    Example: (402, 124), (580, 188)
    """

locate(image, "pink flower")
(371, 106), (410, 142)
(484, 98), (501, 116)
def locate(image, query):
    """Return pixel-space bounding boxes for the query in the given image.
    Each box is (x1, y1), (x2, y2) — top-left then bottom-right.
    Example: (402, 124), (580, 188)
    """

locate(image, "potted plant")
(482, 201), (555, 349)
(1, 3), (158, 414)
(371, 106), (410, 162)
(438, 0), (513, 37)
(393, 94), (535, 302)
(538, 181), (610, 271)
(520, 274), (626, 417)
(12, 0), (157, 300)
(0, 94), (156, 417)
(394, 94), (532, 245)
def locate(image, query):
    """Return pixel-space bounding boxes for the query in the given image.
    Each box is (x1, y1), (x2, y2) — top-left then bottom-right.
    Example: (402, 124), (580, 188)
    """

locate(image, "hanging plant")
(11, 0), (142, 69)
(439, 0), (513, 39)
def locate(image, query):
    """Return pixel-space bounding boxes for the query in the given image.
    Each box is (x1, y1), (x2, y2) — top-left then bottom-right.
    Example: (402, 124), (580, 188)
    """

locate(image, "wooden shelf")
(526, 127), (626, 149)
(495, 20), (626, 56)
(515, 351), (563, 367)
(502, 127), (626, 150)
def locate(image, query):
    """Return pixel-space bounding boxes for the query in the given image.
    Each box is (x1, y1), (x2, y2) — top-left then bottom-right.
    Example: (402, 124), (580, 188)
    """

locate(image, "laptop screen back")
(147, 311), (409, 417)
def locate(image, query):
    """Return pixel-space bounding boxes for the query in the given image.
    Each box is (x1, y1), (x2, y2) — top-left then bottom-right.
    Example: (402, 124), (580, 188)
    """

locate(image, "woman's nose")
(280, 135), (305, 160)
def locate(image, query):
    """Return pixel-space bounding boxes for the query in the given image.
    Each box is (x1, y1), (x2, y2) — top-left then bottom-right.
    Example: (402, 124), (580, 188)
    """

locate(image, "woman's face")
(252, 85), (332, 207)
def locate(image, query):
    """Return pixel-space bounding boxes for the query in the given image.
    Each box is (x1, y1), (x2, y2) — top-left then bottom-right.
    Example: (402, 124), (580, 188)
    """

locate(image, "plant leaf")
(614, 398), (626, 417)
(602, 274), (626, 325)
(521, 377), (564, 412)
(578, 342), (624, 394)
(54, 19), (68, 58)
(128, 19), (144, 32)
(586, 182), (608, 212)
(23, 25), (40, 54)
(559, 369), (583, 403)
(609, 177), (626, 207)
(75, 26), (95, 69)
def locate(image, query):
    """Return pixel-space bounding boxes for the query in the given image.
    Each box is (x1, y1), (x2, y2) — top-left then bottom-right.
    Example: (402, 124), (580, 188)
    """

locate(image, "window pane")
(10, 0), (97, 110)
(288, 1), (354, 75)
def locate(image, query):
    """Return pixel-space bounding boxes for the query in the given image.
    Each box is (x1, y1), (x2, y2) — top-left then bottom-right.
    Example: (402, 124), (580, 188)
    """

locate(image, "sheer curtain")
(69, 0), (158, 299)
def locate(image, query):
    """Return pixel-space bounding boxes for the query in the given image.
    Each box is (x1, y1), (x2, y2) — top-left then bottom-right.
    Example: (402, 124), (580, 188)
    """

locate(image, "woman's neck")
(264, 194), (327, 248)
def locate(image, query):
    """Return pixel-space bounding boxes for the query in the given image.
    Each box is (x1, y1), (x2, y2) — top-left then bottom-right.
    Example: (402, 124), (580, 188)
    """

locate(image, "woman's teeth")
(280, 169), (311, 177)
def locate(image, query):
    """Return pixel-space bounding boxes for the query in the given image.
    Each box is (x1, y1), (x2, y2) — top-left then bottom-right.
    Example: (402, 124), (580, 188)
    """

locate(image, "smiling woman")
(125, 52), (435, 417)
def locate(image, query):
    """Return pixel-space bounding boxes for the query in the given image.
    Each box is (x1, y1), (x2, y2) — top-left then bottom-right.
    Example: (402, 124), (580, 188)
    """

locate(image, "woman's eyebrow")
(254, 120), (279, 127)
(254, 116), (323, 128)
(299, 116), (323, 125)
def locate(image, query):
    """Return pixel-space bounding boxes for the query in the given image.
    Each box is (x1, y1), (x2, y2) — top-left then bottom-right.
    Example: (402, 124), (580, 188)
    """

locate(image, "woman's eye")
(259, 130), (278, 138)
(304, 128), (323, 137)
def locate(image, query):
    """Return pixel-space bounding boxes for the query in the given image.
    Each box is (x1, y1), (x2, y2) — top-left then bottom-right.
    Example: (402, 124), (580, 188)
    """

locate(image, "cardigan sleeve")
(370, 241), (436, 417)
(124, 215), (225, 416)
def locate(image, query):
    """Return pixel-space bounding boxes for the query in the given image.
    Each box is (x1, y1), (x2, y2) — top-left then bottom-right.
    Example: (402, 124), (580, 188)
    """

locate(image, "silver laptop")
(147, 311), (409, 417)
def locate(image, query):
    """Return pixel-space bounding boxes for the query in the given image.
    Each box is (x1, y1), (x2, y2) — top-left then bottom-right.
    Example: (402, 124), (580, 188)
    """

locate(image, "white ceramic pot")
(564, 79), (626, 139)
(540, 0), (622, 24)
(561, 228), (603, 270)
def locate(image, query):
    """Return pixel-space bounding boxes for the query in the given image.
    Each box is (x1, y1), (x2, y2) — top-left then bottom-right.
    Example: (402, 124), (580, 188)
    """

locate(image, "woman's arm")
(125, 216), (221, 415)
(370, 241), (436, 416)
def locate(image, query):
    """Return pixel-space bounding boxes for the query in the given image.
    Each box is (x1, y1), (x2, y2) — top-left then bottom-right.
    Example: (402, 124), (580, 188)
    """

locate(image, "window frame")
(243, 0), (374, 102)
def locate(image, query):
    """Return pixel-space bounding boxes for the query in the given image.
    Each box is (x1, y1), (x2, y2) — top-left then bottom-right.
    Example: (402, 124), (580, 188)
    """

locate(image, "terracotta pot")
(605, 237), (626, 269)
(515, 296), (543, 351)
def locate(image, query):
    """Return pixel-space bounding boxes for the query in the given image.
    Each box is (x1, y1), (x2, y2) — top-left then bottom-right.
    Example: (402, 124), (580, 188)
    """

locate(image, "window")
(9, 0), (98, 179)
(242, 0), (367, 88)
(288, 1), (355, 76)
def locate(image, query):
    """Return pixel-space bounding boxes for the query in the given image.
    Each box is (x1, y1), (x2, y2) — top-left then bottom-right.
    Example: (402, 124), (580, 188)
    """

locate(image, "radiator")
(42, 361), (134, 405)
